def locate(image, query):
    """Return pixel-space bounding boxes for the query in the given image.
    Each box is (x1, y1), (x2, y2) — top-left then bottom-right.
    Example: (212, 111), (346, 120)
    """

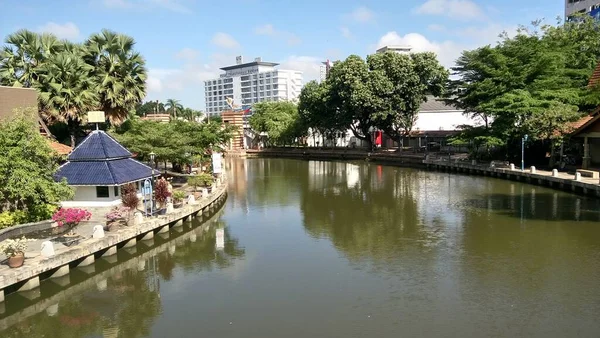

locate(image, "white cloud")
(101, 0), (191, 13)
(254, 24), (301, 46)
(175, 47), (199, 61)
(254, 24), (276, 36)
(414, 0), (485, 20)
(37, 22), (80, 40)
(340, 26), (352, 39)
(454, 23), (518, 43)
(344, 6), (375, 23)
(211, 32), (240, 49)
(279, 55), (323, 83)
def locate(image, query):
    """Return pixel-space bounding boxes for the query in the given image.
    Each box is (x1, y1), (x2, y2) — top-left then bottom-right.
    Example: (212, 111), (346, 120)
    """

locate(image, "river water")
(1, 158), (600, 337)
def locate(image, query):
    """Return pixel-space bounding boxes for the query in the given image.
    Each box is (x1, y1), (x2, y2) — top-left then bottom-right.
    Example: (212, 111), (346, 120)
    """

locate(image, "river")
(1, 158), (600, 337)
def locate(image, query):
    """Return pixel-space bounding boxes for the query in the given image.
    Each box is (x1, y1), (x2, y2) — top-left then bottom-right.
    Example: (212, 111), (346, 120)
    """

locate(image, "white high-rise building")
(565, 0), (600, 19)
(204, 56), (303, 116)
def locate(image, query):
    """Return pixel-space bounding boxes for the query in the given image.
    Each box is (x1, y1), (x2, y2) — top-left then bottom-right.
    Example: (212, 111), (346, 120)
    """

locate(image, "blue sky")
(1, 0), (563, 110)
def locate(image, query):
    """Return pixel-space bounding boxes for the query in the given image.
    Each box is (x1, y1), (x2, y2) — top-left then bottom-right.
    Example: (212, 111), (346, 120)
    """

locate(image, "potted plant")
(0, 237), (32, 268)
(52, 208), (91, 236)
(121, 183), (139, 218)
(105, 206), (130, 231)
(199, 173), (214, 192)
(154, 178), (171, 214)
(172, 191), (186, 208)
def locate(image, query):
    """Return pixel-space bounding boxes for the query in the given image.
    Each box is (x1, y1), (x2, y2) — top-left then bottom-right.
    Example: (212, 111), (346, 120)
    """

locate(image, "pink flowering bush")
(52, 208), (91, 227)
(105, 206), (130, 222)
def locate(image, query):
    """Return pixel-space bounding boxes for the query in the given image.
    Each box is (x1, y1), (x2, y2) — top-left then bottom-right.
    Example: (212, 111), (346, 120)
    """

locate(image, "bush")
(173, 191), (186, 202)
(154, 178), (171, 206)
(52, 208), (91, 227)
(121, 183), (140, 210)
(105, 206), (130, 222)
(187, 173), (214, 189)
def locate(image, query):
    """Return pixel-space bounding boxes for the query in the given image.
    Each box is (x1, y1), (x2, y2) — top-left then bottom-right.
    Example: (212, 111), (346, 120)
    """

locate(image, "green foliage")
(0, 110), (73, 224)
(298, 52), (448, 148)
(136, 100), (166, 116)
(249, 101), (305, 145)
(165, 99), (183, 118)
(112, 118), (235, 165)
(1, 28), (147, 130)
(172, 191), (186, 202)
(187, 173), (213, 188)
(446, 16), (600, 158)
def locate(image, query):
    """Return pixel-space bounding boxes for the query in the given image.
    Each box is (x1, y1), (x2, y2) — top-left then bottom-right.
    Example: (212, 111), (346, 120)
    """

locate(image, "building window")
(114, 186), (120, 197)
(96, 186), (109, 198)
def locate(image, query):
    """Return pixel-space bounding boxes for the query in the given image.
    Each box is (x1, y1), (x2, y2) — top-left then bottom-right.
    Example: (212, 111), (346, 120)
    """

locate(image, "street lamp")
(521, 135), (528, 171)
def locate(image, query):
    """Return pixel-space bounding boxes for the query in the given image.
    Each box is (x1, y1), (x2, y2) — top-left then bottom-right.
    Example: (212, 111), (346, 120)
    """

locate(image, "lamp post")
(521, 135), (528, 171)
(149, 152), (155, 215)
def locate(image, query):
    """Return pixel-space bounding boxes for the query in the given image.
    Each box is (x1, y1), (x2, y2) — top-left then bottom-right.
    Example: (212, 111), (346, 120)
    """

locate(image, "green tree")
(83, 29), (147, 125)
(0, 110), (73, 225)
(326, 55), (386, 149)
(368, 51), (448, 147)
(446, 16), (600, 162)
(165, 98), (183, 119)
(298, 80), (345, 146)
(0, 30), (64, 87)
(249, 101), (304, 146)
(135, 100), (165, 116)
(37, 50), (98, 147)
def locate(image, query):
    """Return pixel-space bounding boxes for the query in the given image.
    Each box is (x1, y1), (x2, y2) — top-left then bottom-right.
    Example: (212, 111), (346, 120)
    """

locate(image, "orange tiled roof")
(589, 60), (600, 88)
(47, 139), (72, 155)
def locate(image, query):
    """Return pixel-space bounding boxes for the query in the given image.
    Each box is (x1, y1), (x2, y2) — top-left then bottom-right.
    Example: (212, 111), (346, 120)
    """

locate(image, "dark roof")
(55, 130), (158, 186)
(68, 130), (131, 161)
(56, 158), (159, 186)
(419, 95), (461, 112)
(220, 61), (279, 71)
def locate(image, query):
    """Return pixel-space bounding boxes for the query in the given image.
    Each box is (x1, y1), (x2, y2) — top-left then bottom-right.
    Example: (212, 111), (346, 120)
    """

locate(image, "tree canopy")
(0, 110), (73, 226)
(297, 52), (448, 148)
(445, 16), (600, 160)
(0, 29), (147, 145)
(112, 118), (236, 167)
(249, 101), (305, 145)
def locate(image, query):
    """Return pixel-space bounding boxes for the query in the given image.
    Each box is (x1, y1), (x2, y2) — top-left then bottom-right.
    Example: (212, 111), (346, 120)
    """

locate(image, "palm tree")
(37, 51), (98, 147)
(165, 99), (183, 119)
(83, 29), (147, 125)
(0, 30), (63, 87)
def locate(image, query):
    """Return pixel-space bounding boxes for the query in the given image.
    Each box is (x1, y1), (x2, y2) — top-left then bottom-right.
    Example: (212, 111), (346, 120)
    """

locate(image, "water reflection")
(0, 205), (245, 337)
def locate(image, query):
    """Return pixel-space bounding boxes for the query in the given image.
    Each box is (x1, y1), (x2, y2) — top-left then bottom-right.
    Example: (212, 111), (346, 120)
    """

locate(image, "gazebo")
(55, 130), (159, 208)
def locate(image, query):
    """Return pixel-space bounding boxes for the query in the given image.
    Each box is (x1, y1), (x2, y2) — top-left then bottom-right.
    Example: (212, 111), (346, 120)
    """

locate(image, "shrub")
(105, 206), (130, 222)
(0, 237), (32, 257)
(52, 208), (91, 227)
(173, 191), (186, 202)
(121, 183), (140, 210)
(154, 178), (171, 206)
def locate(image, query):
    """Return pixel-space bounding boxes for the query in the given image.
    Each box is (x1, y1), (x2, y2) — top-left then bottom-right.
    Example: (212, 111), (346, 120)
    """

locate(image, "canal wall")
(247, 148), (600, 198)
(0, 201), (227, 330)
(0, 179), (228, 303)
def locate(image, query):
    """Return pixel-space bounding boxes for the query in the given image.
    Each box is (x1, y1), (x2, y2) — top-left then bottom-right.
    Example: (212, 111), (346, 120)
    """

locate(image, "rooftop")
(220, 61), (279, 71)
(56, 130), (158, 186)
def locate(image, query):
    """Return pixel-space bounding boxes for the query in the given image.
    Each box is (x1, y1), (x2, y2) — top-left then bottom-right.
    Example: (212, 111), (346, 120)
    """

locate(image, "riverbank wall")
(246, 148), (600, 198)
(0, 179), (228, 303)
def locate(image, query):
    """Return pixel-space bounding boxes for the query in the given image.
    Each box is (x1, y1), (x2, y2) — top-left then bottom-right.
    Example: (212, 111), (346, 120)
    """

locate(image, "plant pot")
(8, 252), (24, 268)
(174, 202), (183, 208)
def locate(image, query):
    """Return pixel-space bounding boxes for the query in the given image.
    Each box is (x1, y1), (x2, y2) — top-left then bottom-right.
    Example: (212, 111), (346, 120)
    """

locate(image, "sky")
(1, 0), (564, 111)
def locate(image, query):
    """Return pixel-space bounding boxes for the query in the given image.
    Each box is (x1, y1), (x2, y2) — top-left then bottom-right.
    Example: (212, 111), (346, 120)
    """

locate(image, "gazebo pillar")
(583, 136), (590, 169)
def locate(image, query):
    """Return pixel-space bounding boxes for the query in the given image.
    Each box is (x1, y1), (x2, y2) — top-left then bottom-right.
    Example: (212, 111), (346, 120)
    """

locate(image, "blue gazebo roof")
(55, 130), (159, 186)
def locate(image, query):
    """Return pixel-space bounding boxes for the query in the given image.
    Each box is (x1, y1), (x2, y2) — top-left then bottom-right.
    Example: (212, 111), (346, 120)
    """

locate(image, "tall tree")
(165, 98), (183, 119)
(249, 101), (305, 146)
(37, 50), (98, 147)
(368, 51), (448, 147)
(298, 80), (345, 146)
(0, 30), (63, 87)
(83, 29), (147, 125)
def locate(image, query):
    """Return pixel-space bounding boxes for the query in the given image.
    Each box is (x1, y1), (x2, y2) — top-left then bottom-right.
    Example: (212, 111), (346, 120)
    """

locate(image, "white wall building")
(376, 45), (412, 54)
(204, 57), (302, 117)
(565, 0), (600, 18)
